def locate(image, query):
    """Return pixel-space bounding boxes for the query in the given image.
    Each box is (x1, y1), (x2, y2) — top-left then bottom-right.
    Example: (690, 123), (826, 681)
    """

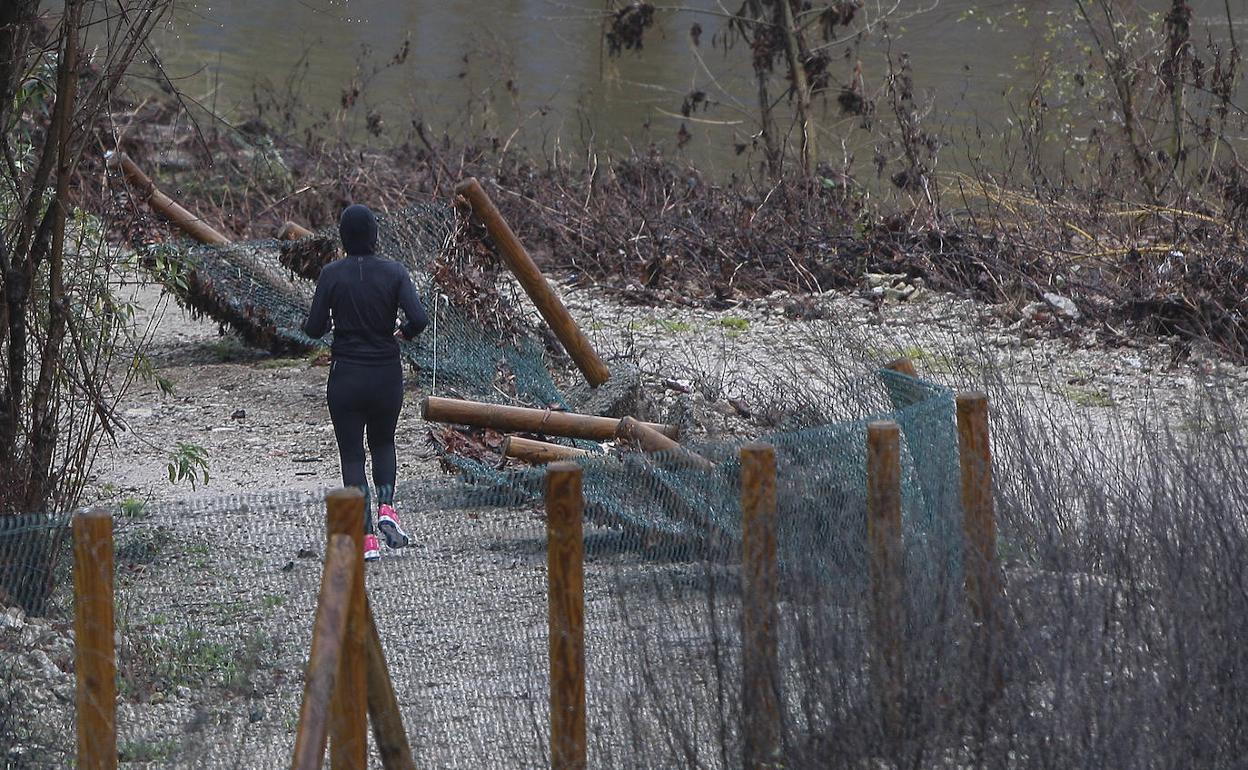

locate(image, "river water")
(149, 0), (1246, 173)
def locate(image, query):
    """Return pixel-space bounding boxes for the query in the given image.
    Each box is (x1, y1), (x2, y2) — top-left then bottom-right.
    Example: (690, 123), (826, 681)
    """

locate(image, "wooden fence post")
(364, 598), (417, 770)
(956, 392), (1003, 695)
(503, 435), (592, 464)
(326, 488), (368, 770)
(455, 177), (611, 387)
(277, 221), (314, 240)
(740, 443), (780, 770)
(545, 462), (586, 770)
(291, 534), (357, 770)
(105, 152), (230, 245)
(866, 421), (904, 738)
(884, 357), (919, 377)
(74, 508), (116, 770)
(422, 395), (679, 441)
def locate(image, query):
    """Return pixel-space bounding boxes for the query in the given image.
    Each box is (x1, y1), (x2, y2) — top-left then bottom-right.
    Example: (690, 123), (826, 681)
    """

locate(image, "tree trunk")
(24, 0), (84, 512)
(755, 68), (781, 177)
(777, 0), (817, 175)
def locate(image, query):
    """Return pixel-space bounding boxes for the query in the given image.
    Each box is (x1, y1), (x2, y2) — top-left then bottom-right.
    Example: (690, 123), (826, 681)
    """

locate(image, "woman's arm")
(303, 276), (332, 338)
(396, 272), (429, 340)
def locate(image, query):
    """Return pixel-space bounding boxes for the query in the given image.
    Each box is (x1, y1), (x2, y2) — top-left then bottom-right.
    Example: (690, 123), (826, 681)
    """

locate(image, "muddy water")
(150, 0), (1245, 172)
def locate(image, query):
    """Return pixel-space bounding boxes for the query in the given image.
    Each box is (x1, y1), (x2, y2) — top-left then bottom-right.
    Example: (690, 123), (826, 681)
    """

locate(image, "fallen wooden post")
(291, 534), (356, 770)
(326, 488), (368, 770)
(422, 395), (678, 442)
(867, 420), (904, 740)
(278, 221), (314, 240)
(740, 443), (780, 770)
(74, 508), (116, 770)
(105, 151), (229, 245)
(615, 416), (715, 471)
(454, 177), (610, 388)
(364, 599), (417, 770)
(503, 435), (592, 464)
(545, 462), (587, 770)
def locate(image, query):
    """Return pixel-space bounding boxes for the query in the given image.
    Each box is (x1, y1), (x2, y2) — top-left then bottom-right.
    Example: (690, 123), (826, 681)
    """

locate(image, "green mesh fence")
(157, 201), (964, 556)
(172, 202), (569, 408)
(0, 393), (961, 768)
(0, 200), (977, 766)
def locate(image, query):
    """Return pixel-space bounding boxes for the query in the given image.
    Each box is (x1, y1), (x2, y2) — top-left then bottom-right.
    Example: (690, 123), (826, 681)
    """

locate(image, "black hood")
(339, 204), (378, 256)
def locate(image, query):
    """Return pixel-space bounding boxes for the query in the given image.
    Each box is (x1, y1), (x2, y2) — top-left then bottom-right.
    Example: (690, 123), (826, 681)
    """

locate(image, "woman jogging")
(303, 204), (429, 561)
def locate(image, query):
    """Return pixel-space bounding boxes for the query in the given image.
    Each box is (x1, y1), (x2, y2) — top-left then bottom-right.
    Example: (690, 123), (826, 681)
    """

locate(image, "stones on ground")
(664, 394), (698, 435)
(1043, 292), (1080, 321)
(22, 649), (61, 681)
(0, 607), (23, 630)
(662, 379), (692, 394)
(864, 272), (926, 302)
(564, 359), (643, 418)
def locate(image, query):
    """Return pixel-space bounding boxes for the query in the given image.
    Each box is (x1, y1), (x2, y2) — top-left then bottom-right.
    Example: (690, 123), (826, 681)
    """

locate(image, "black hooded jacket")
(302, 205), (429, 364)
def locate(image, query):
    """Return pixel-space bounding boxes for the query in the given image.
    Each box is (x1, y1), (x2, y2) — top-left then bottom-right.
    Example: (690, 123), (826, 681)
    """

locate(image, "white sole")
(378, 519), (409, 549)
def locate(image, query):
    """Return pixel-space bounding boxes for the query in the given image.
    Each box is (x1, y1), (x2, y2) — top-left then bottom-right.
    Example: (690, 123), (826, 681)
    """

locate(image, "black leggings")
(327, 359), (403, 534)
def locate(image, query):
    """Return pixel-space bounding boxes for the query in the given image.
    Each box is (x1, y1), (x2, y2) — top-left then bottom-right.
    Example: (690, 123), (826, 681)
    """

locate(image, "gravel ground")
(66, 276), (1247, 767)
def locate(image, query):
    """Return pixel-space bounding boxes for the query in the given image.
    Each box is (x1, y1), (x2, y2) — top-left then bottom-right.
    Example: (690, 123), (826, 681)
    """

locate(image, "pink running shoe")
(363, 534), (381, 562)
(376, 504), (410, 549)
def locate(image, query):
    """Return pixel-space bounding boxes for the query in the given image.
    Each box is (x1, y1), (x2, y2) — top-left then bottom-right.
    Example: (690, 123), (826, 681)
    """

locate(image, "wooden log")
(740, 444), (780, 770)
(105, 152), (229, 245)
(884, 356), (919, 377)
(545, 462), (587, 770)
(291, 535), (356, 770)
(615, 416), (715, 471)
(866, 420), (904, 739)
(956, 392), (1003, 695)
(454, 177), (610, 387)
(422, 395), (678, 441)
(326, 488), (368, 770)
(278, 221), (314, 240)
(364, 598), (417, 770)
(73, 509), (116, 770)
(503, 435), (591, 464)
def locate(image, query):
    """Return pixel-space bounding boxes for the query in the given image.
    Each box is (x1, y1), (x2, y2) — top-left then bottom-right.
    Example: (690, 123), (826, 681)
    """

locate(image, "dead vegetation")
(53, 1), (1244, 366)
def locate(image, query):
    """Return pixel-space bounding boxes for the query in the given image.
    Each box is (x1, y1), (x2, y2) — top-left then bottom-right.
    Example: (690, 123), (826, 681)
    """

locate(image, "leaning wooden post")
(291, 534), (356, 770)
(277, 221), (314, 240)
(615, 416), (716, 471)
(740, 443), (780, 770)
(545, 462), (586, 770)
(455, 177), (610, 387)
(956, 392), (1003, 695)
(364, 598), (417, 770)
(74, 509), (117, 770)
(105, 152), (230, 245)
(326, 488), (368, 770)
(866, 421), (904, 739)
